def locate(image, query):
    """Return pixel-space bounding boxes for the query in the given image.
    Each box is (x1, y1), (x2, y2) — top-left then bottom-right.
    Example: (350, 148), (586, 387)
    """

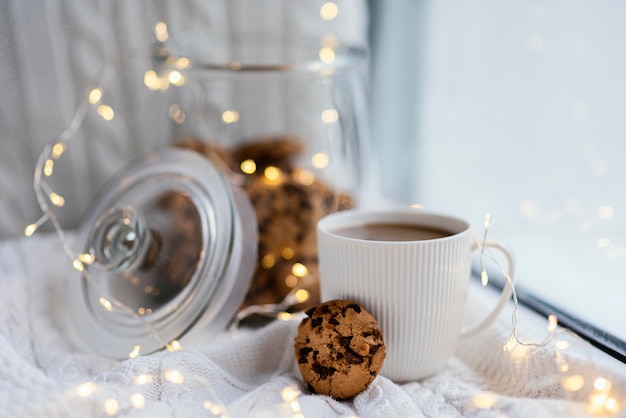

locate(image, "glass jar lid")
(66, 148), (257, 358)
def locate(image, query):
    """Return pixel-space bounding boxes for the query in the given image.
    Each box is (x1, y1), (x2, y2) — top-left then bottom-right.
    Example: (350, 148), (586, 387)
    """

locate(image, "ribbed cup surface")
(318, 210), (471, 382)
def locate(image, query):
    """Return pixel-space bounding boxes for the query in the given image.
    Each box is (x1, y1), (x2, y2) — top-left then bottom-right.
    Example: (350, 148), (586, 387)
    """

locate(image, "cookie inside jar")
(173, 135), (354, 312)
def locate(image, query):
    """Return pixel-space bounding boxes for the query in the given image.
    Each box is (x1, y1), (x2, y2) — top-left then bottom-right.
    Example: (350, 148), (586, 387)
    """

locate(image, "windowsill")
(464, 276), (626, 406)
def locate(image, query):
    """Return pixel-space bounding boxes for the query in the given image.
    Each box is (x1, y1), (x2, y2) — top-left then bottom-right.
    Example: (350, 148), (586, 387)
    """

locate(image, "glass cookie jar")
(63, 34), (368, 358)
(161, 33), (368, 310)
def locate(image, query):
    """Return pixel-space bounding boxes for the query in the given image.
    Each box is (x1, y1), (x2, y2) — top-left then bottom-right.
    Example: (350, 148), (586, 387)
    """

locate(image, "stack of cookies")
(173, 135), (354, 311)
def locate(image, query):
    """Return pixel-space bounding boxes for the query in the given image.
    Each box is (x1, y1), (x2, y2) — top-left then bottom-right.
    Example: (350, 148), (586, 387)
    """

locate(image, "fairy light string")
(24, 14), (333, 358)
(478, 213), (622, 415)
(21, 11), (623, 418)
(23, 38), (199, 362)
(18, 9), (351, 418)
(25, 86), (624, 417)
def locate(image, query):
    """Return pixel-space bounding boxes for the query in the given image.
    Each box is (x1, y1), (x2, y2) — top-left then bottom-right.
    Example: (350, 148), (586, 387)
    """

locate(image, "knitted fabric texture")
(1, 233), (624, 417)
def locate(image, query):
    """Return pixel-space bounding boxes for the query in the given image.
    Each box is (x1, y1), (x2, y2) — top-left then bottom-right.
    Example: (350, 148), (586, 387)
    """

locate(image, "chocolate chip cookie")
(294, 300), (386, 399)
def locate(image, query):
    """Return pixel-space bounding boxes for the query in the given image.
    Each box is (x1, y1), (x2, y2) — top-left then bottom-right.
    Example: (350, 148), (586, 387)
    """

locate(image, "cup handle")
(460, 240), (515, 339)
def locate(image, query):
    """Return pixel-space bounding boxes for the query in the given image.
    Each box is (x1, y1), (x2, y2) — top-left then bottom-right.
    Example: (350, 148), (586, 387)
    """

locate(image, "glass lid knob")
(91, 206), (149, 273)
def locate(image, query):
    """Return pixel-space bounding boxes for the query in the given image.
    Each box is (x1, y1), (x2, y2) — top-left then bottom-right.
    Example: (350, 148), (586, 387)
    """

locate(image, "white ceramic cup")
(317, 208), (514, 382)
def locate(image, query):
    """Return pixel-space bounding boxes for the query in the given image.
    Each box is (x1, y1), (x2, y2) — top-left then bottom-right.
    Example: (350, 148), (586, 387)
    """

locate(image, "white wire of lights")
(22, 13), (624, 416)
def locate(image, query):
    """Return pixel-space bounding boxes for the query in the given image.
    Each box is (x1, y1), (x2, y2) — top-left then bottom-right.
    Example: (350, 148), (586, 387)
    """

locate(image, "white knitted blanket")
(1, 233), (624, 418)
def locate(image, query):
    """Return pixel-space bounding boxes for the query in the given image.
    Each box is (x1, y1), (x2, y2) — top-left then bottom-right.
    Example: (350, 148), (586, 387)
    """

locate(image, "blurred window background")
(369, 0), (626, 343)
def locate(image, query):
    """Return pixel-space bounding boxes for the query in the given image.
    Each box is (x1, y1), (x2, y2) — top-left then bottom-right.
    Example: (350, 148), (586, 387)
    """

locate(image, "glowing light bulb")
(240, 159), (256, 174)
(168, 104), (185, 124)
(104, 398), (119, 416)
(97, 105), (114, 121)
(78, 253), (94, 265)
(261, 254), (276, 269)
(49, 192), (65, 207)
(129, 345), (141, 359)
(278, 312), (293, 321)
(598, 205), (614, 219)
(285, 275), (298, 288)
(320, 106), (339, 123)
(76, 381), (97, 398)
(484, 212), (492, 229)
(590, 392), (609, 409)
(321, 108), (338, 123)
(319, 47), (336, 64)
(72, 259), (84, 272)
(203, 402), (222, 415)
(134, 374), (153, 385)
(89, 88), (103, 105)
(547, 314), (558, 332)
(480, 269), (489, 286)
(264, 166), (281, 182)
(290, 400), (302, 413)
(175, 57), (190, 69)
(99, 297), (113, 311)
(44, 159), (54, 176)
(24, 223), (37, 237)
(507, 340), (529, 360)
(311, 152), (329, 169)
(164, 369), (184, 384)
(503, 333), (516, 352)
(604, 397), (619, 413)
(295, 289), (309, 303)
(297, 169), (314, 185)
(130, 393), (145, 409)
(167, 70), (185, 86)
(594, 377), (610, 391)
(154, 21), (168, 42)
(221, 110), (239, 124)
(320, 2), (339, 20)
(281, 386), (300, 403)
(144, 70), (159, 90)
(281, 247), (294, 260)
(51, 142), (66, 159)
(167, 340), (182, 352)
(562, 374), (585, 392)
(556, 340), (570, 350)
(473, 392), (497, 409)
(292, 263), (308, 278)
